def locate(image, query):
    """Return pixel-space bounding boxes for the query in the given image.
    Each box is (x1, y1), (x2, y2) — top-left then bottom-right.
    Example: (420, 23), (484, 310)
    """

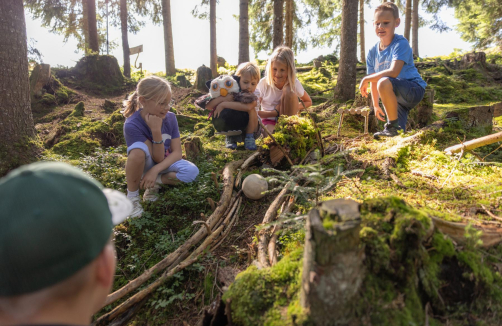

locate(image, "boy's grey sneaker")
(373, 123), (399, 140)
(129, 196), (144, 218)
(244, 136), (257, 150)
(225, 136), (237, 150)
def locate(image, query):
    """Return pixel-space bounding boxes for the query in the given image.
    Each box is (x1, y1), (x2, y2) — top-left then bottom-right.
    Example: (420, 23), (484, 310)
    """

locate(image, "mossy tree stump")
(71, 55), (124, 93)
(194, 65), (213, 92)
(300, 199), (364, 326)
(29, 63), (51, 98)
(444, 105), (493, 135)
(409, 87), (434, 129)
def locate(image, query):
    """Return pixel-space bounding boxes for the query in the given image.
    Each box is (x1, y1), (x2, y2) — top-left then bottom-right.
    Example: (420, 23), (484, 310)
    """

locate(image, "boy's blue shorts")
(387, 78), (425, 131)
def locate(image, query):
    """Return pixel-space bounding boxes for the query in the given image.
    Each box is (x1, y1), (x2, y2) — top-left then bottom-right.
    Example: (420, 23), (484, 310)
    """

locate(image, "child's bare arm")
(370, 82), (386, 121)
(206, 94), (234, 110)
(364, 60), (404, 83)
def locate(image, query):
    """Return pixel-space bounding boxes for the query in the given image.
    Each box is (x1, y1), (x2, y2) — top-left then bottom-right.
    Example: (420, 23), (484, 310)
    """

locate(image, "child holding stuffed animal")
(256, 46), (312, 133)
(195, 63), (261, 150)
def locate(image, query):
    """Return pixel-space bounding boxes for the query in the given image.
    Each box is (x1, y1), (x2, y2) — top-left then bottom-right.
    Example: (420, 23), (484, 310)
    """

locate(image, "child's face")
(373, 10), (400, 41)
(141, 94), (172, 118)
(239, 72), (259, 93)
(271, 60), (289, 87)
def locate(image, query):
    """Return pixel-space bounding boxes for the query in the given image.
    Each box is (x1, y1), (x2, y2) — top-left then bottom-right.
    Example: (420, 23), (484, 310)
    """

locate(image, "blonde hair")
(375, 2), (399, 19)
(122, 76), (172, 118)
(265, 46), (297, 94)
(235, 62), (260, 81)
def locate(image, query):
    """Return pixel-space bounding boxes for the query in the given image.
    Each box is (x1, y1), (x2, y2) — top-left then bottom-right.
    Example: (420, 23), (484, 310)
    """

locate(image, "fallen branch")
(411, 170), (439, 181)
(444, 131), (502, 155)
(481, 204), (502, 222)
(257, 183), (291, 268)
(268, 196), (295, 266)
(94, 224), (225, 325)
(431, 216), (502, 248)
(101, 160), (243, 308)
(235, 152), (262, 188)
(259, 118), (294, 166)
(390, 173), (408, 189)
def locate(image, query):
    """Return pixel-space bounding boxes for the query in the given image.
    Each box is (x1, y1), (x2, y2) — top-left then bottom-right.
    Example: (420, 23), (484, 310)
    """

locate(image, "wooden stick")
(101, 160), (243, 308)
(257, 182), (291, 268)
(444, 131), (502, 155)
(268, 197), (295, 266)
(299, 97), (325, 157)
(258, 118), (294, 166)
(94, 224), (225, 325)
(411, 170), (439, 181)
(235, 152), (261, 188)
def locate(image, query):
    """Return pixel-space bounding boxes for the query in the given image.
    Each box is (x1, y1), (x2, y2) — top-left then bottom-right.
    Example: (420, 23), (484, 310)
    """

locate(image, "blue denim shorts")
(387, 78), (425, 131)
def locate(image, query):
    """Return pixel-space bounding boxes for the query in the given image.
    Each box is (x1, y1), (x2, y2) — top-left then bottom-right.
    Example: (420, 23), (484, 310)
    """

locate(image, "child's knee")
(127, 148), (146, 164)
(377, 77), (392, 91)
(176, 162), (199, 183)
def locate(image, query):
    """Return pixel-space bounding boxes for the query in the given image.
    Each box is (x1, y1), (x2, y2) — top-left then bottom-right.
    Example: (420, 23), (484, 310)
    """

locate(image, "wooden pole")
(444, 131), (502, 155)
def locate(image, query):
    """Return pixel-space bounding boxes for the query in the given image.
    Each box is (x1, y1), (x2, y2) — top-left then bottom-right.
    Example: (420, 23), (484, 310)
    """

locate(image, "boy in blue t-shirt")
(359, 2), (426, 139)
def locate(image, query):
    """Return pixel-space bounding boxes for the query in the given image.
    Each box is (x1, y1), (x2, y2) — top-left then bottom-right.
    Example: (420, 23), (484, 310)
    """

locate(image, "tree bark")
(300, 199), (364, 325)
(284, 0), (293, 48)
(82, 0), (90, 55)
(272, 0), (284, 49)
(210, 0), (217, 78)
(359, 0), (365, 63)
(87, 0), (99, 53)
(404, 0), (411, 41)
(120, 0), (130, 78)
(238, 0), (250, 64)
(334, 0), (358, 101)
(412, 0), (419, 57)
(162, 0), (176, 76)
(0, 0), (37, 176)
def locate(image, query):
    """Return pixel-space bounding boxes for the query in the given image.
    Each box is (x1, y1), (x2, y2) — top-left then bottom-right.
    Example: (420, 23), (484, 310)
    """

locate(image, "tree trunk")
(238, 0), (250, 64)
(0, 0), (38, 176)
(284, 0), (293, 48)
(412, 0), (419, 57)
(404, 0), (411, 41)
(82, 0), (90, 55)
(272, 0), (284, 49)
(120, 0), (130, 78)
(359, 0), (365, 63)
(87, 0), (99, 53)
(210, 0), (217, 78)
(162, 0), (176, 76)
(300, 199), (364, 325)
(334, 0), (358, 101)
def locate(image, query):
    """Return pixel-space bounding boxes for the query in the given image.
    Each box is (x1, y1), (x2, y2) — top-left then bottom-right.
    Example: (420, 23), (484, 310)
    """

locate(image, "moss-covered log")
(300, 199), (364, 325)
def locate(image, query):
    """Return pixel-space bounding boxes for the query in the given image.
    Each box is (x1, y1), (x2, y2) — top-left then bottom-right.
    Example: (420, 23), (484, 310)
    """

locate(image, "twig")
(390, 173), (408, 189)
(235, 152), (262, 188)
(192, 221), (212, 236)
(259, 118), (294, 166)
(268, 197), (295, 266)
(481, 204), (502, 221)
(411, 170), (439, 181)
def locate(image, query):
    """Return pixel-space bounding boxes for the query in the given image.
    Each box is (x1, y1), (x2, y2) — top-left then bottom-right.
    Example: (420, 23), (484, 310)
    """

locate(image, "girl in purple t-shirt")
(122, 76), (199, 218)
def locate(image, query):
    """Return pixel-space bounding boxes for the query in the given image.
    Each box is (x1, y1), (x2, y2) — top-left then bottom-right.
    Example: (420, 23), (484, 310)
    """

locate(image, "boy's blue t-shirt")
(366, 34), (426, 89)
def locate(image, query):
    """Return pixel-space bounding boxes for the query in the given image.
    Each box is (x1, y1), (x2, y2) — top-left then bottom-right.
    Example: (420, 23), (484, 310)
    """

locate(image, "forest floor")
(32, 51), (502, 325)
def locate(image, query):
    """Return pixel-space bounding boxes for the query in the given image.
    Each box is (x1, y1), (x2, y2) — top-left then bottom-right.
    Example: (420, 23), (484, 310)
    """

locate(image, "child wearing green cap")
(0, 161), (131, 325)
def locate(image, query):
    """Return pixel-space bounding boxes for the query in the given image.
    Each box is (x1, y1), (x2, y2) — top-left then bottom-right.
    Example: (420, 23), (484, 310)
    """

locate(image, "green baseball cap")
(0, 161), (132, 296)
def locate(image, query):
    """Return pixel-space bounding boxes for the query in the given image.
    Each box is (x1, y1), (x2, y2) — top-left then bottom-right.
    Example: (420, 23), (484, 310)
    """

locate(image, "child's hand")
(140, 169), (159, 189)
(374, 105), (386, 121)
(145, 113), (163, 132)
(213, 103), (225, 118)
(359, 78), (369, 97)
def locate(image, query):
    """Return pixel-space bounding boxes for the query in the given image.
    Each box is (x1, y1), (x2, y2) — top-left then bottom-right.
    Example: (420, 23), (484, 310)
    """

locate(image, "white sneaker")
(143, 184), (161, 202)
(129, 196), (144, 218)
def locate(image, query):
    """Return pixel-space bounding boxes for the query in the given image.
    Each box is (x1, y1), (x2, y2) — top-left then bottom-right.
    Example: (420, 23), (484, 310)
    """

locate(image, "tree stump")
(29, 63), (51, 98)
(184, 136), (203, 160)
(71, 55), (124, 93)
(460, 52), (486, 69)
(176, 74), (191, 88)
(493, 102), (502, 118)
(300, 199), (364, 326)
(313, 59), (322, 68)
(194, 65), (213, 92)
(217, 56), (226, 68)
(409, 87), (434, 129)
(444, 105), (494, 135)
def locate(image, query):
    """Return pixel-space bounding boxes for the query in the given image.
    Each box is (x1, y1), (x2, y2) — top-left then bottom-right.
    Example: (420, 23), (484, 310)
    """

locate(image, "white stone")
(242, 174), (268, 200)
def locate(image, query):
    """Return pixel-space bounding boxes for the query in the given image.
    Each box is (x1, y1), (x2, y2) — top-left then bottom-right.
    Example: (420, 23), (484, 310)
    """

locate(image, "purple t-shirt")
(124, 110), (180, 156)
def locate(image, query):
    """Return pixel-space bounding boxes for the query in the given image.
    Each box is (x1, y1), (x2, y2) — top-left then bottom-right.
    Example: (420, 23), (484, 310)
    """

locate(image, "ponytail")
(122, 91), (139, 118)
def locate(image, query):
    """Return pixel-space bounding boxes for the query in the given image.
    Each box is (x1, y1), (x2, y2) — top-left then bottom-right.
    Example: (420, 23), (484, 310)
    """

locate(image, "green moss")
(55, 89), (69, 102)
(41, 93), (56, 106)
(223, 249), (306, 326)
(70, 101), (85, 117)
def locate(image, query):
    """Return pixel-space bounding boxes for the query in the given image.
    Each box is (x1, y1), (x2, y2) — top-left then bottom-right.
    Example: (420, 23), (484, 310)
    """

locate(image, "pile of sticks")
(94, 156), (261, 325)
